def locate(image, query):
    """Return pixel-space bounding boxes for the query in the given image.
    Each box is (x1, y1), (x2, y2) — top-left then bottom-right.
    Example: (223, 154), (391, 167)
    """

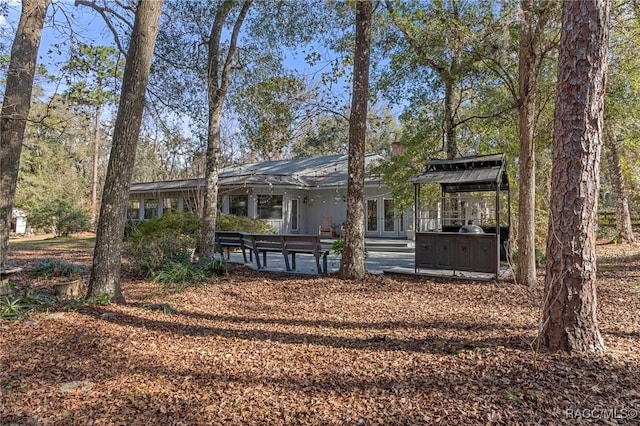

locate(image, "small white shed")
(11, 208), (27, 235)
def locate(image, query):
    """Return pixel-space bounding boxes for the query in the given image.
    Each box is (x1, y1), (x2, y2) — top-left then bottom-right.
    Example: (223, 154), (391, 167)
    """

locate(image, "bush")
(1, 289), (54, 320)
(128, 212), (201, 277)
(151, 259), (206, 287)
(331, 238), (345, 256)
(151, 257), (225, 290)
(124, 220), (140, 239)
(128, 211), (271, 278)
(28, 200), (90, 237)
(217, 213), (274, 233)
(31, 259), (85, 278)
(331, 237), (368, 258)
(134, 212), (201, 238)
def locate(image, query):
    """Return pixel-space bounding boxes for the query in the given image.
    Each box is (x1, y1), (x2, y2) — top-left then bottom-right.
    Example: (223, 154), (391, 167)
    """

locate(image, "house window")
(144, 199), (158, 219)
(257, 195), (283, 219)
(290, 199), (299, 231)
(163, 198), (178, 215)
(127, 200), (140, 220)
(229, 195), (248, 216)
(367, 199), (378, 231)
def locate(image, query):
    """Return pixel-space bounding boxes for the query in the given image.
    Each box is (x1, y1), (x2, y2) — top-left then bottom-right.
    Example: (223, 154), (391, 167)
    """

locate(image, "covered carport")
(412, 153), (511, 279)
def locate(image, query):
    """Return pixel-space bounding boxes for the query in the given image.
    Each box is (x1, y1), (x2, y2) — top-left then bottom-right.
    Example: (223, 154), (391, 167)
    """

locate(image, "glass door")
(366, 199), (378, 235)
(382, 198), (397, 236)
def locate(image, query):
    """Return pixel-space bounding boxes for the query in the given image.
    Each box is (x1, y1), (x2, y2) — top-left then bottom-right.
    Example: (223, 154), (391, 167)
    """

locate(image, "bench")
(214, 231), (248, 262)
(242, 234), (290, 271)
(241, 233), (330, 274)
(282, 234), (329, 275)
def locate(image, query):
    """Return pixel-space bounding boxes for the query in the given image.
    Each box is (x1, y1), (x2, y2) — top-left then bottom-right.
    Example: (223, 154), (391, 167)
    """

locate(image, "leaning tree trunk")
(87, 0), (162, 302)
(542, 0), (611, 352)
(516, 0), (538, 287)
(339, 0), (372, 280)
(0, 0), (50, 268)
(199, 0), (252, 260)
(91, 104), (101, 228)
(604, 126), (634, 242)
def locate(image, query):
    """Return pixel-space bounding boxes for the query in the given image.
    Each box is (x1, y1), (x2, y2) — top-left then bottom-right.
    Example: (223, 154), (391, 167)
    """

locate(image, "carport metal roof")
(412, 153), (509, 193)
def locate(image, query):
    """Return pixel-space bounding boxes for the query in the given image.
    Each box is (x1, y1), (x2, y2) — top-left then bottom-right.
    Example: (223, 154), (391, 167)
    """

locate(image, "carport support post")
(414, 183), (419, 274)
(495, 179), (500, 277)
(414, 183), (419, 232)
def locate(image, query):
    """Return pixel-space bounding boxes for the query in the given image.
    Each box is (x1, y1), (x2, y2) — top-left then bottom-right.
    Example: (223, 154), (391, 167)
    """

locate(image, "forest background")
(1, 0), (639, 280)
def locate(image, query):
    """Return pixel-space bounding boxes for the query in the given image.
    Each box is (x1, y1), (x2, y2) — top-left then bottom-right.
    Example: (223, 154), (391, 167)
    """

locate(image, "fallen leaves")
(0, 239), (639, 424)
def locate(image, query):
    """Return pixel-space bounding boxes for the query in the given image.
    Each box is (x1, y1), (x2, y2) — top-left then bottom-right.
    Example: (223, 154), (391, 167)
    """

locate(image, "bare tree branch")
(74, 0), (134, 55)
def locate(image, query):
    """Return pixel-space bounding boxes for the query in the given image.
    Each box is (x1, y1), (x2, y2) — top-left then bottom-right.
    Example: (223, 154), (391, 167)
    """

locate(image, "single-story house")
(128, 153), (412, 238)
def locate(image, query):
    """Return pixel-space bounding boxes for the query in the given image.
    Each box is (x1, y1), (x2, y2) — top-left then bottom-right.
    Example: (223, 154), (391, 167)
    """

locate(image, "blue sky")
(2, 1), (346, 102)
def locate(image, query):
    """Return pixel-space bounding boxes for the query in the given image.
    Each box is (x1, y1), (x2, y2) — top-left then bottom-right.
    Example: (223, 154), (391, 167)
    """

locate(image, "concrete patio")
(223, 238), (512, 281)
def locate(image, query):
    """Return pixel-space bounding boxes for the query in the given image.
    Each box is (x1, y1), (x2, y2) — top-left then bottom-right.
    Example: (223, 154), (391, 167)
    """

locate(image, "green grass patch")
(12, 236), (95, 250)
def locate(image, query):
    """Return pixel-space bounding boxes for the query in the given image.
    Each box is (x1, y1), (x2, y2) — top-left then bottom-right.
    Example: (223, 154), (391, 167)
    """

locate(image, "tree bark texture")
(91, 104), (101, 228)
(339, 0), (372, 280)
(443, 77), (457, 159)
(604, 126), (634, 242)
(542, 0), (611, 352)
(87, 0), (162, 302)
(0, 0), (50, 268)
(199, 0), (252, 260)
(516, 0), (538, 287)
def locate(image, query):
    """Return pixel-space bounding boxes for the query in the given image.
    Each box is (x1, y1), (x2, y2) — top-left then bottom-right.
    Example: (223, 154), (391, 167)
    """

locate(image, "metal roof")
(130, 153), (383, 194)
(412, 153), (509, 192)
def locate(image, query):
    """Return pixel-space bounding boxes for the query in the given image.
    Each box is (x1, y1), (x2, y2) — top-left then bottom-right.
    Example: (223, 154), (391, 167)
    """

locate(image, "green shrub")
(216, 213), (274, 233)
(128, 212), (201, 277)
(133, 212), (201, 238)
(1, 289), (54, 320)
(196, 257), (226, 276)
(331, 238), (345, 256)
(32, 259), (85, 278)
(151, 259), (206, 288)
(124, 220), (140, 239)
(28, 200), (90, 237)
(331, 237), (368, 258)
(151, 257), (225, 291)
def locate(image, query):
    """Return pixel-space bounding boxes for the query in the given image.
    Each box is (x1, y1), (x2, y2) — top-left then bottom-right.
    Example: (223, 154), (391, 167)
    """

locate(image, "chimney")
(391, 141), (406, 157)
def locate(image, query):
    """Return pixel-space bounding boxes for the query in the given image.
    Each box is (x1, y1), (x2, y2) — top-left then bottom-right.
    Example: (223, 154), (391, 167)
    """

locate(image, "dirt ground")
(1, 235), (639, 425)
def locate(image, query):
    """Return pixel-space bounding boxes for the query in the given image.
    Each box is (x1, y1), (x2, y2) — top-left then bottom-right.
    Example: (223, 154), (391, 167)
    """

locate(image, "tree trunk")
(443, 77), (457, 159)
(199, 0), (252, 260)
(0, 0), (50, 268)
(604, 126), (634, 242)
(516, 0), (538, 287)
(542, 0), (611, 352)
(91, 104), (101, 228)
(339, 0), (372, 280)
(87, 0), (162, 302)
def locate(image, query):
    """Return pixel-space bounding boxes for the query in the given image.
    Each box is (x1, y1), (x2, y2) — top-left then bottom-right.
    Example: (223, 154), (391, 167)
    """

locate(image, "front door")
(366, 197), (403, 237)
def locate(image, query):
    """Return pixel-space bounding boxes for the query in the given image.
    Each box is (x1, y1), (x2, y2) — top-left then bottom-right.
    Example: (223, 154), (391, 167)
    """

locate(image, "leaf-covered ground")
(1, 236), (639, 425)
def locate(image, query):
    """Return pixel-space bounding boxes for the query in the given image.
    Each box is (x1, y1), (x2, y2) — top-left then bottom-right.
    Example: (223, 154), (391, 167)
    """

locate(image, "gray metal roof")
(129, 178), (203, 193)
(130, 153), (383, 194)
(413, 153), (509, 192)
